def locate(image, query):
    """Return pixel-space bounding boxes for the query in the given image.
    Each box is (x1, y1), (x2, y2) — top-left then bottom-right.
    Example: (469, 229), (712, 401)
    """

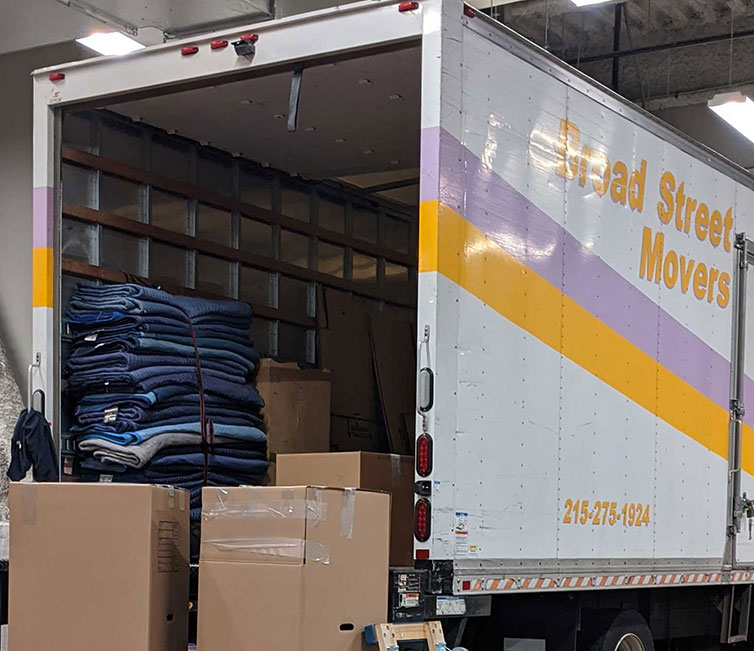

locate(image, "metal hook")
(32, 389), (46, 417)
(27, 353), (41, 409)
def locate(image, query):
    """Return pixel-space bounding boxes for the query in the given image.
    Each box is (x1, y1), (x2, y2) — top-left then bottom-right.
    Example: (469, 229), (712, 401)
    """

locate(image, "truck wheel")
(584, 610), (654, 651)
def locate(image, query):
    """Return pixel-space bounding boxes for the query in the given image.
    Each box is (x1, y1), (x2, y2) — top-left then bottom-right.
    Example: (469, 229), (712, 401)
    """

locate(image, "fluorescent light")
(571, 0), (612, 5)
(709, 92), (754, 144)
(76, 32), (145, 56)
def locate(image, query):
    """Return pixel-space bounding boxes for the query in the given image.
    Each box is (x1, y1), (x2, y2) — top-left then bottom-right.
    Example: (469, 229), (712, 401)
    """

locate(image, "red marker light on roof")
(240, 34), (259, 43)
(416, 434), (433, 477)
(181, 46), (199, 56)
(414, 498), (431, 542)
(464, 5), (476, 17)
(415, 549), (430, 560)
(49, 72), (65, 81)
(210, 40), (229, 50)
(399, 1), (419, 12)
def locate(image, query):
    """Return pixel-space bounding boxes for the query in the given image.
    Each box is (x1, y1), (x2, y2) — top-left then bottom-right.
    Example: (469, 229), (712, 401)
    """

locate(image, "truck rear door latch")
(736, 493), (754, 538)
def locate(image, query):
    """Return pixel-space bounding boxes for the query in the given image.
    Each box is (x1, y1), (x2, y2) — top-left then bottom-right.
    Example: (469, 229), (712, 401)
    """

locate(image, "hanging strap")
(183, 313), (214, 486)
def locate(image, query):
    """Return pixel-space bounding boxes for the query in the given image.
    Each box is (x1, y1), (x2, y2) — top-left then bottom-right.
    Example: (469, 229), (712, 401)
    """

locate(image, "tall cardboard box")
(277, 452), (414, 566)
(9, 483), (189, 651)
(255, 359), (331, 455)
(198, 485), (390, 651)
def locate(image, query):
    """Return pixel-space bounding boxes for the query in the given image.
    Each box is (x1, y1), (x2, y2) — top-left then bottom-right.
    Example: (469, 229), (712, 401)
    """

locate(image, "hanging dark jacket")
(7, 409), (59, 482)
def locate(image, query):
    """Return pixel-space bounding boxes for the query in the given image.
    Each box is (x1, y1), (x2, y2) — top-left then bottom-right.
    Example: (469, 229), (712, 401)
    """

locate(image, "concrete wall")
(0, 42), (89, 402)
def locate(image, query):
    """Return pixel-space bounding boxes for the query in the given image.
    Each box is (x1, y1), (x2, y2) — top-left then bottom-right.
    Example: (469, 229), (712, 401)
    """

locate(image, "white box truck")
(27, 0), (754, 648)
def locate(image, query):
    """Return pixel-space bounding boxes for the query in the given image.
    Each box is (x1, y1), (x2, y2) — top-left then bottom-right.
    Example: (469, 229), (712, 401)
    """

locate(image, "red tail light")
(464, 5), (476, 17)
(399, 1), (419, 12)
(49, 73), (65, 81)
(240, 34), (259, 43)
(415, 498), (431, 542)
(416, 434), (433, 477)
(210, 40), (229, 50)
(181, 46), (199, 56)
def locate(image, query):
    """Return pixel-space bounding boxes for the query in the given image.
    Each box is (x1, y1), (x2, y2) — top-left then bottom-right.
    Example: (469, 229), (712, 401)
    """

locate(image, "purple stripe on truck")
(421, 126), (737, 423)
(420, 127), (463, 208)
(33, 186), (54, 249)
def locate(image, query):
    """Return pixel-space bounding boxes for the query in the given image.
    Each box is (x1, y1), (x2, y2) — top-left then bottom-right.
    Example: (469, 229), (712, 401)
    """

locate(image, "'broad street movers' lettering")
(555, 118), (732, 309)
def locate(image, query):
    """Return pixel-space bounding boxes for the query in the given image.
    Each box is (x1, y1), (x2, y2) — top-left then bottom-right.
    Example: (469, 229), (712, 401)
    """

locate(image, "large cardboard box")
(276, 452), (414, 566)
(255, 359), (331, 455)
(9, 482), (189, 651)
(198, 485), (390, 651)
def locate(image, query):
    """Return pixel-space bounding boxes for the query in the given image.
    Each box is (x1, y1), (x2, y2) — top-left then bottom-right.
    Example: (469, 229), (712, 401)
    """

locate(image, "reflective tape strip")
(458, 571), (733, 593)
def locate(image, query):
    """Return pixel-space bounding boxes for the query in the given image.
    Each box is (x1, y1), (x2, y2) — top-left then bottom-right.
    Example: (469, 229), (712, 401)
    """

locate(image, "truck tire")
(583, 610), (654, 651)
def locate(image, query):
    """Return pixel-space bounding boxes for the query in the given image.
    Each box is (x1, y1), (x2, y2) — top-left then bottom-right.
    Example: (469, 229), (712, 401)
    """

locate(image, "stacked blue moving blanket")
(64, 284), (268, 518)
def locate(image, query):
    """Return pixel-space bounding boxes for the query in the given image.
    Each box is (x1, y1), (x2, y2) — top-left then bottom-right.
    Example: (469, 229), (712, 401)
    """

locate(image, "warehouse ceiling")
(472, 0), (754, 101)
(469, 0), (754, 170)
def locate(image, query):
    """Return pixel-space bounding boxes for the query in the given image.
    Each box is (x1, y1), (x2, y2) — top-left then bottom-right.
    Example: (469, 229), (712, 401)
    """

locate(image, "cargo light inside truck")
(709, 92), (754, 144)
(76, 32), (145, 56)
(570, 0), (612, 5)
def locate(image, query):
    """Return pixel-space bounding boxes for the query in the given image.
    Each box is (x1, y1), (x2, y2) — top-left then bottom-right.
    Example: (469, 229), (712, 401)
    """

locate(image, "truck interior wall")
(58, 45), (422, 478)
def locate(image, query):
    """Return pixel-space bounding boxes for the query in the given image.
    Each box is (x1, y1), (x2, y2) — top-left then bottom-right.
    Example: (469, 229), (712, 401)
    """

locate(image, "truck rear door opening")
(58, 43), (423, 470)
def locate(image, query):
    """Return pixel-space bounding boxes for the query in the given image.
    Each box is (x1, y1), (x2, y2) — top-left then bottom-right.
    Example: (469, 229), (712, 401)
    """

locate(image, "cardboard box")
(198, 485), (390, 651)
(277, 452), (414, 566)
(9, 482), (189, 651)
(330, 414), (387, 452)
(255, 359), (331, 455)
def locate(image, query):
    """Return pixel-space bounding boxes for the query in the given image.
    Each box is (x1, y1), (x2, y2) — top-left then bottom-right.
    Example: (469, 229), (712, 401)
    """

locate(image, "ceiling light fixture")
(335, 138), (346, 143)
(570, 0), (613, 6)
(304, 126), (316, 132)
(358, 78), (373, 86)
(76, 32), (145, 56)
(389, 94), (403, 100)
(709, 92), (754, 144)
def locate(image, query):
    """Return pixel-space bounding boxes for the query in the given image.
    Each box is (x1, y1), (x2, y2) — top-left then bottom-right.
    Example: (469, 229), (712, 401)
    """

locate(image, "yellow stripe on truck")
(32, 246), (53, 308)
(419, 200), (749, 472)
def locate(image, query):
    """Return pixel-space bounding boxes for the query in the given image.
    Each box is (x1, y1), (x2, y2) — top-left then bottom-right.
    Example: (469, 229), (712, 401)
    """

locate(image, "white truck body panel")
(416, 10), (754, 592)
(30, 0), (754, 596)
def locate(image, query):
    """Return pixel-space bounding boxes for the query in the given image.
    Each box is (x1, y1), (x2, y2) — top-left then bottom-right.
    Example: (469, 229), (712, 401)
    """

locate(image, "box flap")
(200, 486), (321, 565)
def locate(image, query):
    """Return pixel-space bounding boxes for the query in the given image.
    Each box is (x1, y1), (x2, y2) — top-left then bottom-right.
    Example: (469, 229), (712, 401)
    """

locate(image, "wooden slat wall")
(62, 146), (417, 310)
(63, 146), (416, 267)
